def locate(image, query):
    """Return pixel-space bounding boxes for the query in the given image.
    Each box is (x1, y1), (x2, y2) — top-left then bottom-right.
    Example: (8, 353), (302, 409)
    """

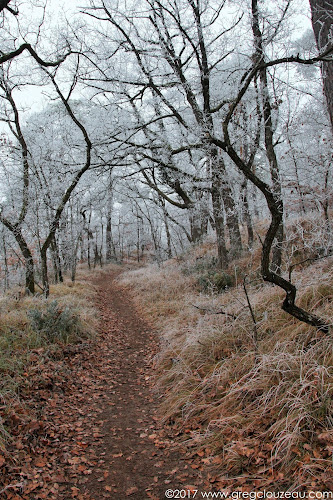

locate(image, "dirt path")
(72, 270), (202, 499)
(5, 268), (208, 500)
(2, 269), (209, 499)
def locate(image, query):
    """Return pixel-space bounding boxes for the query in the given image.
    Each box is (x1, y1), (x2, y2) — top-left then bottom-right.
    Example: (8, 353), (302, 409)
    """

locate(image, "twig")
(191, 303), (237, 320)
(289, 252), (333, 281)
(0, 483), (25, 495)
(34, 280), (44, 293)
(255, 230), (264, 246)
(243, 276), (259, 360)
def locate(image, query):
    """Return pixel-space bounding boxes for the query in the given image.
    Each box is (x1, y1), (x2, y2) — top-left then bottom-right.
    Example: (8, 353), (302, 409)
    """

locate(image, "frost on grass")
(120, 254), (333, 489)
(0, 279), (97, 452)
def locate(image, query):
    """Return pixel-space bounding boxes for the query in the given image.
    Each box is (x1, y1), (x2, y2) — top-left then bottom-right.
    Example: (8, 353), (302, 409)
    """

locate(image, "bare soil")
(77, 270), (203, 499)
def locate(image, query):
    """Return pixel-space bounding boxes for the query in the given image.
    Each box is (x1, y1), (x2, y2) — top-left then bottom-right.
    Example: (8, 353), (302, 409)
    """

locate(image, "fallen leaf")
(126, 486), (139, 496)
(185, 485), (198, 494)
(35, 459), (47, 467)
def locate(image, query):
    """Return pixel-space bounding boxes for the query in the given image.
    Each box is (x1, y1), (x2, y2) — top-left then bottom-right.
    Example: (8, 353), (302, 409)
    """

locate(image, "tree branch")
(0, 43), (70, 66)
(0, 0), (17, 15)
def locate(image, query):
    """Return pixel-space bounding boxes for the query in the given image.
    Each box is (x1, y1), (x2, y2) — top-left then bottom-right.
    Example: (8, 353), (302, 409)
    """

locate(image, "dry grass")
(0, 277), (98, 452)
(120, 241), (333, 489)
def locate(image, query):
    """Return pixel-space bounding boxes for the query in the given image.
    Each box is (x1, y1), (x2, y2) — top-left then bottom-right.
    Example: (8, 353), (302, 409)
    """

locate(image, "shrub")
(197, 271), (234, 293)
(180, 256), (234, 293)
(28, 300), (82, 343)
(181, 256), (218, 276)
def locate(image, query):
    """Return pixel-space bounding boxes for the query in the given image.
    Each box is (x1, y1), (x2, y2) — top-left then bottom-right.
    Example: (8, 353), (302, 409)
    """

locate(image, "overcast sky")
(1, 0), (314, 128)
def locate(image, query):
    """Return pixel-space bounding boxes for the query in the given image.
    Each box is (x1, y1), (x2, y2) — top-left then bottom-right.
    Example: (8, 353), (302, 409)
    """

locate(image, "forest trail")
(74, 269), (198, 499)
(1, 269), (210, 499)
(51, 269), (203, 500)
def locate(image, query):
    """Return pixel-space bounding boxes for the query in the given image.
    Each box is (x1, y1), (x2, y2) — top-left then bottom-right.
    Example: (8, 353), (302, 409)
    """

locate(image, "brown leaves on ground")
(0, 271), (205, 499)
(1, 269), (331, 498)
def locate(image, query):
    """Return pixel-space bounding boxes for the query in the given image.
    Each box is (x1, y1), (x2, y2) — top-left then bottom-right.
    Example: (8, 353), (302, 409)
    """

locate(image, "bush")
(28, 300), (82, 343)
(181, 256), (234, 293)
(181, 256), (218, 276)
(197, 271), (234, 293)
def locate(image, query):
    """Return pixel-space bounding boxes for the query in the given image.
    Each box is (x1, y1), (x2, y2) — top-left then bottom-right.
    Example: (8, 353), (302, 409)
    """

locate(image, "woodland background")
(0, 0), (333, 493)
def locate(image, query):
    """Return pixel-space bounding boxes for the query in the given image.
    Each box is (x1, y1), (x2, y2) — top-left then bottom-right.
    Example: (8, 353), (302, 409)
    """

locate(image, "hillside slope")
(120, 242), (333, 490)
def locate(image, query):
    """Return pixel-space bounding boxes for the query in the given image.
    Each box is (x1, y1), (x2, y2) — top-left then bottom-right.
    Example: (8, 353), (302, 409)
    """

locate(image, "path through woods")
(2, 270), (206, 499)
(78, 270), (202, 499)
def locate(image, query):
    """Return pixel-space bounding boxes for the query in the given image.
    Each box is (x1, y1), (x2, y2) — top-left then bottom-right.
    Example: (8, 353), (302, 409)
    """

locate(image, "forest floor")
(1, 269), (210, 499)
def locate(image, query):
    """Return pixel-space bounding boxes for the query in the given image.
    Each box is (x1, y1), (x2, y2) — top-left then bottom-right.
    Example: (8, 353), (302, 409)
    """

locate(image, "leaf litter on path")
(0, 271), (204, 499)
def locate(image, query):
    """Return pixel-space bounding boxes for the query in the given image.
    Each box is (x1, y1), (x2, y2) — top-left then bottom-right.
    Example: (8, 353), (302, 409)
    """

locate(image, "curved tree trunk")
(40, 70), (92, 297)
(0, 79), (34, 294)
(0, 218), (35, 294)
(252, 0), (284, 272)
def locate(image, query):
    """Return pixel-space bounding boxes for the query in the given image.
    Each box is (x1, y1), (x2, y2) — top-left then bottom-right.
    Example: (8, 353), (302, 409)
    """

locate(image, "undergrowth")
(120, 237), (333, 490)
(0, 277), (97, 454)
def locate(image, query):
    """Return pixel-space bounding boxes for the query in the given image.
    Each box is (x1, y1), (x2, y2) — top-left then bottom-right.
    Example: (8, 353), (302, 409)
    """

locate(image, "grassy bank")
(120, 241), (333, 490)
(0, 274), (98, 456)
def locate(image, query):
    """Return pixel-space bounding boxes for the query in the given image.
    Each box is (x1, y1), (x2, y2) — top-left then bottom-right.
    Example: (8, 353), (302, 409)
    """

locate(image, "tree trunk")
(188, 193), (209, 244)
(2, 233), (9, 291)
(162, 204), (173, 259)
(223, 184), (243, 258)
(71, 235), (81, 282)
(15, 227), (35, 294)
(309, 0), (333, 131)
(189, 212), (205, 243)
(41, 246), (49, 297)
(106, 215), (116, 262)
(211, 166), (228, 270)
(87, 235), (91, 269)
(241, 180), (254, 249)
(210, 149), (242, 267)
(93, 242), (100, 268)
(51, 241), (59, 284)
(252, 0), (284, 273)
(214, 0), (330, 332)
(50, 235), (63, 283)
(38, 71), (93, 297)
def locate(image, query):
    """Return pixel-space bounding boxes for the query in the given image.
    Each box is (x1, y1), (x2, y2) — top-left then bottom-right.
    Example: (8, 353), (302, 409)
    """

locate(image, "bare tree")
(251, 0), (284, 272)
(39, 69), (92, 296)
(212, 1), (332, 331)
(0, 76), (35, 293)
(82, 0), (243, 268)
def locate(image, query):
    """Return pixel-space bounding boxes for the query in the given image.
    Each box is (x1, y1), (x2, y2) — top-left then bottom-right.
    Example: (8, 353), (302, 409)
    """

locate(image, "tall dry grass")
(120, 245), (333, 489)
